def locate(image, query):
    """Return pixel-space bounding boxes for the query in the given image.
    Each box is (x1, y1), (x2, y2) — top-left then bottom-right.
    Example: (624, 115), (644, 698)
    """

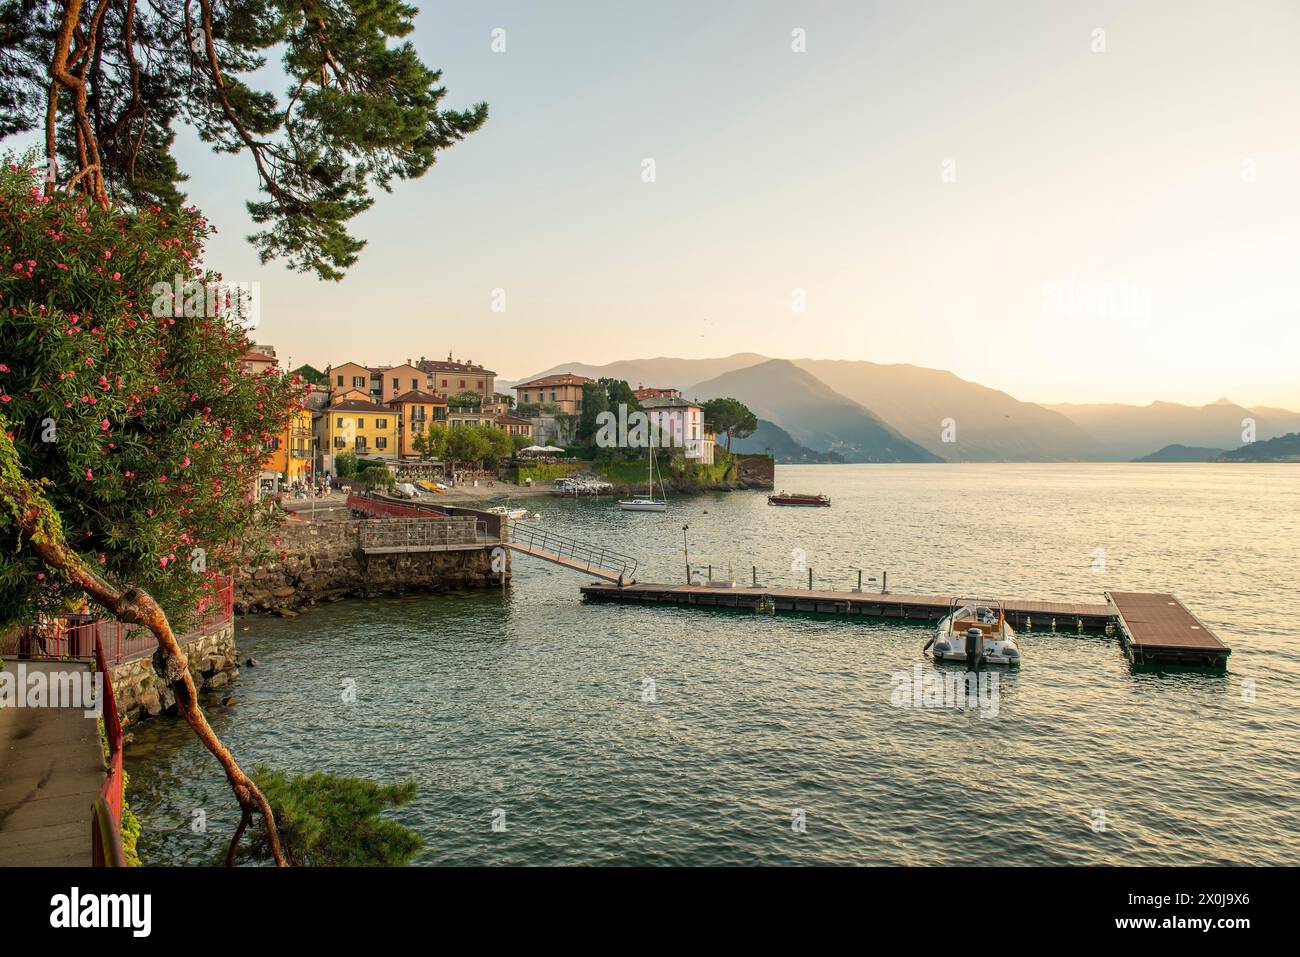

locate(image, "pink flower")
(85, 469), (93, 481)
(100, 418), (109, 431)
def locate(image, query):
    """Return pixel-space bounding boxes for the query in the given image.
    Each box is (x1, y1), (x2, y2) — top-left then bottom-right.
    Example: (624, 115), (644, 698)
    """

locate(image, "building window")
(412, 378), (419, 389)
(414, 421), (424, 432)
(352, 376), (365, 388)
(478, 380), (483, 388)
(459, 379), (465, 388)
(441, 379), (448, 387)
(336, 417), (344, 428)
(336, 374), (343, 386)
(357, 418), (365, 429)
(550, 391), (556, 401)
(376, 437), (387, 450)
(333, 437), (344, 448)
(354, 437), (366, 450)
(392, 377), (399, 390)
(375, 418), (387, 428)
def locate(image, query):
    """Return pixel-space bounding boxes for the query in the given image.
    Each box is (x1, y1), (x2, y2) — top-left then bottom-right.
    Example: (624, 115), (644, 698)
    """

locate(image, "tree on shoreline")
(701, 397), (757, 452)
(0, 0), (487, 279)
(0, 160), (294, 863)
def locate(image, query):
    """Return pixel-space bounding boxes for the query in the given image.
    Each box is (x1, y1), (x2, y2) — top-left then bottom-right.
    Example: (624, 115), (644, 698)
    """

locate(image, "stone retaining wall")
(109, 621), (237, 723)
(236, 518), (507, 616)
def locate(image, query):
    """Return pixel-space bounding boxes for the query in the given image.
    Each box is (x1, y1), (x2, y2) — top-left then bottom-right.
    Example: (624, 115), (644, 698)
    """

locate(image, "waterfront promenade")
(0, 661), (103, 867)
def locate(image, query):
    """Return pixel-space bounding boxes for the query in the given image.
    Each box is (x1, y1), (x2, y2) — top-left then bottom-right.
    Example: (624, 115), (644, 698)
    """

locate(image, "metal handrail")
(507, 521), (638, 581)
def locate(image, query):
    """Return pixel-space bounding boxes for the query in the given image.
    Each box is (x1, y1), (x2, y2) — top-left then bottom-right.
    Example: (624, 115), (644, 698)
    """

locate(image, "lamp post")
(682, 524), (690, 584)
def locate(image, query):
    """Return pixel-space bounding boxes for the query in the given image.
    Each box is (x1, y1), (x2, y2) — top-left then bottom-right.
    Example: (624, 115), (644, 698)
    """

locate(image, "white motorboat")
(926, 597), (1022, 666)
(618, 446), (667, 512)
(486, 505), (529, 520)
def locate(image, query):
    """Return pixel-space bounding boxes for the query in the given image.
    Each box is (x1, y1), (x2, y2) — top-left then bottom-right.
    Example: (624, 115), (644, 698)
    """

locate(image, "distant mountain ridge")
(503, 353), (1299, 463)
(1136, 444), (1226, 462)
(689, 359), (940, 463)
(793, 359), (1108, 461)
(731, 419), (846, 463)
(1217, 431), (1300, 462)
(1046, 399), (1300, 461)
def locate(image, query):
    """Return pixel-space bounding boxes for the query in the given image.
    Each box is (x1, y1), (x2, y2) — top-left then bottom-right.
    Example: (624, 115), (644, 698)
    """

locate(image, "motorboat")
(768, 491), (830, 507)
(926, 597), (1021, 666)
(486, 505), (530, 520)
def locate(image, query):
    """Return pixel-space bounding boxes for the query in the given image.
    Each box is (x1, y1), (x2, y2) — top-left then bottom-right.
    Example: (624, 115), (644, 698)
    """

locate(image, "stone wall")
(733, 453), (775, 488)
(110, 621), (237, 723)
(235, 518), (508, 616)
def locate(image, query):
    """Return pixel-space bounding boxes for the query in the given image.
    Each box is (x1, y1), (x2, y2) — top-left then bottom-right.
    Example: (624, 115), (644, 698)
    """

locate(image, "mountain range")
(502, 356), (1300, 463)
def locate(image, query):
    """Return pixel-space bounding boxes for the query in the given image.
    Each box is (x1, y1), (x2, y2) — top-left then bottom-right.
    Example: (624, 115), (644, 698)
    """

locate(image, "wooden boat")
(767, 491), (831, 507)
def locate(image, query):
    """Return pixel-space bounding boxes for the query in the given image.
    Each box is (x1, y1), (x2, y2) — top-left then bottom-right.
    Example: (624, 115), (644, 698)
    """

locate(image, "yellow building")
(324, 396), (399, 471)
(259, 405), (313, 495)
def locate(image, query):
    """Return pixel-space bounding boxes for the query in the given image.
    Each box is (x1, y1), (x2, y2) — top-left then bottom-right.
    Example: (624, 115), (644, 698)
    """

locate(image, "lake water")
(126, 464), (1300, 865)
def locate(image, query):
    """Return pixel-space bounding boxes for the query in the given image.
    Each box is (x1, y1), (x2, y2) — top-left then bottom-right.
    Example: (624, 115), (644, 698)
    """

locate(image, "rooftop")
(639, 396), (701, 409)
(329, 399), (393, 414)
(418, 354), (496, 376)
(514, 373), (595, 389)
(389, 389), (446, 405)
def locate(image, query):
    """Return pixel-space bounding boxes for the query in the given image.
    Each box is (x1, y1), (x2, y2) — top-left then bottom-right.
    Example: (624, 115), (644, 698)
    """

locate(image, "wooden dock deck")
(580, 583), (1232, 665)
(581, 582), (1114, 630)
(1106, 591), (1231, 667)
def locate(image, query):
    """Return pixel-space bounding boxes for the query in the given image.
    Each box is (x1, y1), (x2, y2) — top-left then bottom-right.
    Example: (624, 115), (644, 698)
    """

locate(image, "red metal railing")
(1, 575), (233, 666)
(347, 491), (449, 520)
(91, 633), (127, 867)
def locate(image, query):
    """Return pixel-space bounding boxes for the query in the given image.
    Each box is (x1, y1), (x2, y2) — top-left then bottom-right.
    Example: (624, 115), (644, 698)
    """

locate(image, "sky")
(15, 0), (1300, 407)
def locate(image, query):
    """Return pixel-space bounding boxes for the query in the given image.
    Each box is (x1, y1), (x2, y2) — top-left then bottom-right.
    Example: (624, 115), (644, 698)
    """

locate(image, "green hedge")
(505, 462), (582, 484)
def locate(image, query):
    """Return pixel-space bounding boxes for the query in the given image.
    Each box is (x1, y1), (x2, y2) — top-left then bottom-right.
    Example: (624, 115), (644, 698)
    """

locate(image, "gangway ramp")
(507, 522), (637, 584)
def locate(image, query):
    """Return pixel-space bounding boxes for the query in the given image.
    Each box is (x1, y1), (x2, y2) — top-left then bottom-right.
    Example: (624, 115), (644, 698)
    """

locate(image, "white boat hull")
(931, 609), (1021, 666)
(618, 499), (667, 512)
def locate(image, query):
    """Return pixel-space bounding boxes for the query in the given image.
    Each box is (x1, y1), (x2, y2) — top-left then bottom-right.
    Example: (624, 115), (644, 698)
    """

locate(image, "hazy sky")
(23, 1), (1300, 407)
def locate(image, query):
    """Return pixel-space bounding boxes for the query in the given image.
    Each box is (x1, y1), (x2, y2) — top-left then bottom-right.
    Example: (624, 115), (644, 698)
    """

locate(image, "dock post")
(708, 564), (712, 581)
(882, 571), (888, 594)
(808, 568), (813, 590)
(752, 565), (757, 586)
(857, 569), (862, 591)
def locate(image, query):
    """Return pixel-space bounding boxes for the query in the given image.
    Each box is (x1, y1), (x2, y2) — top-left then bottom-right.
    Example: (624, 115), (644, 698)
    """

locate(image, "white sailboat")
(618, 446), (667, 512)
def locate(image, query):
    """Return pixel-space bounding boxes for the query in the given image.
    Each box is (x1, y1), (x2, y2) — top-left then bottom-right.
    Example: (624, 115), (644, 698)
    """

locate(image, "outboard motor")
(965, 627), (984, 670)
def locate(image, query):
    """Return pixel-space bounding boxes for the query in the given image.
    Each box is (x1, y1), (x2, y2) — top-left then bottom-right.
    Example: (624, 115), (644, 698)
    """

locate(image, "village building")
(388, 389), (448, 457)
(640, 396), (716, 465)
(513, 373), (593, 414)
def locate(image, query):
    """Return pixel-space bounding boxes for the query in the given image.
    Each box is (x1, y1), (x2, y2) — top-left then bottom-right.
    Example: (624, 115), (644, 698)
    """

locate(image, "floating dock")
(1106, 591), (1231, 667)
(579, 583), (1231, 666)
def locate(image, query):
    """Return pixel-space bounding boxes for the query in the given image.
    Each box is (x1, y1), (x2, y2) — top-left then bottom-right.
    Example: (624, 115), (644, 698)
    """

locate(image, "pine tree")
(0, 0), (486, 279)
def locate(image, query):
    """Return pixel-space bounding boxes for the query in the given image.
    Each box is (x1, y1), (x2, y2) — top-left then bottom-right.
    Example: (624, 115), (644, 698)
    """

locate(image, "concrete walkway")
(0, 660), (104, 866)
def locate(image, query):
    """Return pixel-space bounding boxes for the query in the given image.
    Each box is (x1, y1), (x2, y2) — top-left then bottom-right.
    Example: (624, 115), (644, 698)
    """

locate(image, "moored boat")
(618, 446), (667, 512)
(768, 491), (831, 507)
(926, 597), (1022, 666)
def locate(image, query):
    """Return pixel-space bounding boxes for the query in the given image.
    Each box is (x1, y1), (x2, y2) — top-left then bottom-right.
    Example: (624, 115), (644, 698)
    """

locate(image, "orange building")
(513, 373), (593, 414)
(388, 389), (448, 457)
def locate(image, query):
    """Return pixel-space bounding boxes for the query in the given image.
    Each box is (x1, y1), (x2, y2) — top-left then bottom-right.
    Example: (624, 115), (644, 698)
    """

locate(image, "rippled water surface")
(127, 464), (1300, 865)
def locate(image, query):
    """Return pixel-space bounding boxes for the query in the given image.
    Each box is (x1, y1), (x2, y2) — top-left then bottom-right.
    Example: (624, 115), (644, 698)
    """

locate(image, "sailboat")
(618, 446), (667, 512)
